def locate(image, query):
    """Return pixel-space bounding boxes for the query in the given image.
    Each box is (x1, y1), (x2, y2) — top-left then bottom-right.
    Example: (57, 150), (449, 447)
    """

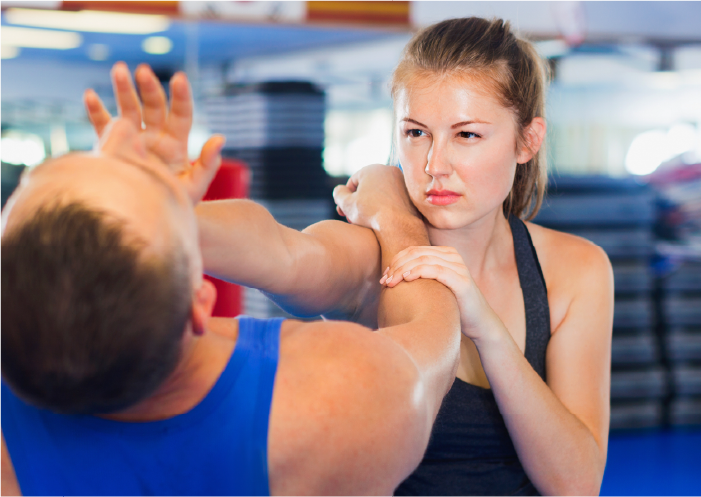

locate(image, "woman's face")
(395, 74), (533, 230)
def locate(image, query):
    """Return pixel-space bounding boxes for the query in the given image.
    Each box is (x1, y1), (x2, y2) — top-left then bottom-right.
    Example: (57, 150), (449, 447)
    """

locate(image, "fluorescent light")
(1, 26), (82, 50)
(1, 45), (20, 59)
(1, 132), (46, 167)
(625, 125), (698, 176)
(142, 36), (172, 55)
(5, 8), (170, 35)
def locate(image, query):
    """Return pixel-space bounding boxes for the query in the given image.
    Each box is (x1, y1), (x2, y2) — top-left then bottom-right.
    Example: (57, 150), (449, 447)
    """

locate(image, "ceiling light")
(1, 132), (46, 167)
(87, 43), (110, 61)
(625, 125), (698, 176)
(142, 36), (172, 55)
(1, 26), (82, 50)
(1, 45), (20, 59)
(5, 8), (170, 35)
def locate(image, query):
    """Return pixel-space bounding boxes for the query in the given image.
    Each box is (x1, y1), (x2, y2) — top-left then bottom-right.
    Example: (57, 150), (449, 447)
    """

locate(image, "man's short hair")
(1, 201), (193, 414)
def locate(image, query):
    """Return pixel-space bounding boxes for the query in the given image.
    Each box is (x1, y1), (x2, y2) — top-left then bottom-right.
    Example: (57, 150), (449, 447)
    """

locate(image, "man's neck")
(99, 318), (238, 422)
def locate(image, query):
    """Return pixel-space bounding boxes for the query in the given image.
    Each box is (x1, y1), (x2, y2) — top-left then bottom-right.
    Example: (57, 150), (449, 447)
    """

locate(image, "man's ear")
(190, 278), (217, 336)
(516, 117), (546, 165)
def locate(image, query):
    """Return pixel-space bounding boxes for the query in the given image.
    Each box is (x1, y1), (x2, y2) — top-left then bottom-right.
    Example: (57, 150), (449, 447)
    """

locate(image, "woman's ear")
(190, 278), (217, 336)
(516, 117), (546, 164)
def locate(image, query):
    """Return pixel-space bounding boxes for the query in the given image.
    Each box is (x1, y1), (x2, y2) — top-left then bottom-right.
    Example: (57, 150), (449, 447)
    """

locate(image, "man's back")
(2, 317), (281, 496)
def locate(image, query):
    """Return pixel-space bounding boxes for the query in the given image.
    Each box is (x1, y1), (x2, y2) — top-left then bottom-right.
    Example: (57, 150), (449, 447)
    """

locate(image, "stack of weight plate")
(535, 175), (665, 429)
(661, 262), (701, 426)
(203, 82), (332, 320)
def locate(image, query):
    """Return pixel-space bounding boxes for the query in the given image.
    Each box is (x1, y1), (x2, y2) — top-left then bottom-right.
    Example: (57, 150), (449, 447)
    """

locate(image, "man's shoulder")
(269, 319), (424, 494)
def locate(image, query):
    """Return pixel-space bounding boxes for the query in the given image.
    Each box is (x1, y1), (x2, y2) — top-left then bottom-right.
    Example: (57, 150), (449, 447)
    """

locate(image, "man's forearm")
(373, 212), (461, 418)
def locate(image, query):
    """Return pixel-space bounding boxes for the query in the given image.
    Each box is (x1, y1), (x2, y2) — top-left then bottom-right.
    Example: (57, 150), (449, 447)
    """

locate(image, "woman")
(353, 17), (614, 496)
(85, 17), (612, 496)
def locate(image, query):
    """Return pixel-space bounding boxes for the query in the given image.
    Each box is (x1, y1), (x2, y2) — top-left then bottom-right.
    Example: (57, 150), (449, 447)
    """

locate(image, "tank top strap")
(508, 214), (551, 380)
(236, 315), (284, 458)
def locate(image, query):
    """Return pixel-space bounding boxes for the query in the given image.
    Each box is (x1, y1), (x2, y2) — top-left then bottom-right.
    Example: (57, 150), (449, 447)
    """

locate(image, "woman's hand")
(84, 62), (224, 204)
(333, 164), (420, 231)
(381, 246), (503, 342)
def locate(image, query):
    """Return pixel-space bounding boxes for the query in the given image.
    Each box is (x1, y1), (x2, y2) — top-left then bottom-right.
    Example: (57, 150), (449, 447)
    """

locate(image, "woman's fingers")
(184, 134), (225, 203)
(382, 255), (469, 288)
(83, 89), (112, 137)
(167, 71), (194, 143)
(388, 263), (468, 294)
(388, 246), (463, 274)
(135, 64), (167, 131)
(111, 61), (143, 127)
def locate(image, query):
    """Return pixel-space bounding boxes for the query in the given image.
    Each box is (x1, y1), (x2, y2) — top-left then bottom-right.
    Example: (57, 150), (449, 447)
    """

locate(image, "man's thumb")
(332, 184), (351, 208)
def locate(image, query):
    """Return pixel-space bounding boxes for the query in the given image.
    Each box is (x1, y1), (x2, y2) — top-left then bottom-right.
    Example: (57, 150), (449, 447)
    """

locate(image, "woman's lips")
(426, 190), (461, 206)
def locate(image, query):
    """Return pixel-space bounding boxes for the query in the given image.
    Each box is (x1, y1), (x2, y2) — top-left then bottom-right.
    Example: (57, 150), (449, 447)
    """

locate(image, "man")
(1, 64), (460, 495)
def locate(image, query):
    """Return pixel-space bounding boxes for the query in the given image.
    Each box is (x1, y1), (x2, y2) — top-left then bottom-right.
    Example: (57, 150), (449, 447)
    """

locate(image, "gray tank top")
(395, 215), (551, 496)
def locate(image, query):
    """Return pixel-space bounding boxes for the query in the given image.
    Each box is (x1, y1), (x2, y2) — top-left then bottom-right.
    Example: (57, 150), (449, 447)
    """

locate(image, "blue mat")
(601, 428), (701, 495)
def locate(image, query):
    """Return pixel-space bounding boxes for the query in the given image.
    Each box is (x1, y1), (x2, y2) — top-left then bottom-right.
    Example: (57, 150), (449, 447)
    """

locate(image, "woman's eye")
(459, 131), (479, 139)
(406, 129), (425, 138)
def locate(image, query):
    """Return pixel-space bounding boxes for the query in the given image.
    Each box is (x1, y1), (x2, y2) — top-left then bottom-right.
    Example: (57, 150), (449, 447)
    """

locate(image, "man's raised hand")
(84, 62), (224, 203)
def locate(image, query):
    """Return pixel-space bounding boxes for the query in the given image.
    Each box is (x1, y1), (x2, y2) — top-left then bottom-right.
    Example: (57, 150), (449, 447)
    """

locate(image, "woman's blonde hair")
(391, 17), (549, 220)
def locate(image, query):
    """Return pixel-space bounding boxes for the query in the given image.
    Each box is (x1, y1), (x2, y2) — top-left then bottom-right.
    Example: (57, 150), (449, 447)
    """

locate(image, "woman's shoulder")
(524, 222), (610, 269)
(524, 221), (614, 331)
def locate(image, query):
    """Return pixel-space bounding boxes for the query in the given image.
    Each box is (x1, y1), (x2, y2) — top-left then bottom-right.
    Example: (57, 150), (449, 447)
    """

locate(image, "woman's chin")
(421, 210), (472, 231)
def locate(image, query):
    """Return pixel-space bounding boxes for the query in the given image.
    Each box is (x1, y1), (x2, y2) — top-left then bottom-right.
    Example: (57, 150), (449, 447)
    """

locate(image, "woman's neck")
(426, 209), (513, 281)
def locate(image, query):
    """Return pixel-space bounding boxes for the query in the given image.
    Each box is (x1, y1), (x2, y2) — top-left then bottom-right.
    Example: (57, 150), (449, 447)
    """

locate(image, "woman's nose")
(425, 141), (452, 177)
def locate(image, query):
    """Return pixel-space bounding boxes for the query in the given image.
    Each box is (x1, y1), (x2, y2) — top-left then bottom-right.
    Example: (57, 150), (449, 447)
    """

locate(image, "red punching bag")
(202, 159), (250, 317)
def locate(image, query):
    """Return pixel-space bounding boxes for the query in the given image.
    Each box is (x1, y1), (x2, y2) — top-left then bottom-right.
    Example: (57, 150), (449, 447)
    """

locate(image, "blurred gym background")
(2, 2), (700, 494)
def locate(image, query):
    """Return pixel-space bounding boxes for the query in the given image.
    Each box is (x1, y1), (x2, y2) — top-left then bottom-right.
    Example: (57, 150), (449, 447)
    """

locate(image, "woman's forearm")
(475, 325), (605, 495)
(196, 199), (380, 320)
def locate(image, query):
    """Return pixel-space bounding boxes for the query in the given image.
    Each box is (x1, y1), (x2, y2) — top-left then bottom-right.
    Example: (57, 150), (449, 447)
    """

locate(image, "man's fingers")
(167, 72), (193, 142)
(332, 184), (351, 210)
(186, 135), (225, 203)
(346, 173), (360, 193)
(83, 89), (112, 137)
(111, 61), (142, 127)
(136, 64), (167, 130)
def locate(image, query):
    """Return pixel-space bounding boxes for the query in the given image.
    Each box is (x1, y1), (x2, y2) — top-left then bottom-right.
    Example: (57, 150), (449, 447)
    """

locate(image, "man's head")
(1, 119), (216, 414)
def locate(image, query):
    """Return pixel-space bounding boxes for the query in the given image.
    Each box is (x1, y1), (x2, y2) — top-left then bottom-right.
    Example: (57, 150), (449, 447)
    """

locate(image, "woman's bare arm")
(380, 225), (613, 495)
(196, 200), (382, 324)
(476, 236), (613, 495)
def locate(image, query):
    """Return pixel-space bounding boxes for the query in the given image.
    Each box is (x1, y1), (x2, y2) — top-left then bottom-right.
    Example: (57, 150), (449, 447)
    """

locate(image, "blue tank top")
(2, 316), (283, 496)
